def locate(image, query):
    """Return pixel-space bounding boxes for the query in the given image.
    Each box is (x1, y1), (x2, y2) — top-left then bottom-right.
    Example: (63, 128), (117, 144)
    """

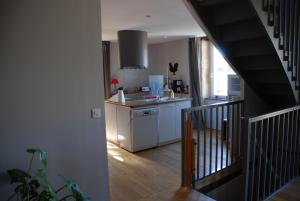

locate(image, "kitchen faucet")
(156, 88), (164, 99)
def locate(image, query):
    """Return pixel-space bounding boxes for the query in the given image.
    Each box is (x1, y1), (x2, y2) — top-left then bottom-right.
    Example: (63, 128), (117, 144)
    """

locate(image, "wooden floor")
(107, 141), (215, 201)
(269, 177), (300, 201)
(107, 135), (299, 201)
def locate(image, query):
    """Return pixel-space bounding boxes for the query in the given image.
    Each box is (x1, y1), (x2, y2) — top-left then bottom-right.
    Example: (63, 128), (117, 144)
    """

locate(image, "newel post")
(182, 111), (196, 187)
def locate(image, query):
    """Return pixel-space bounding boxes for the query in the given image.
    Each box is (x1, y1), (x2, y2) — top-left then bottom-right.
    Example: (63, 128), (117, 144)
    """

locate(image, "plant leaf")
(35, 168), (48, 188)
(60, 176), (91, 201)
(26, 149), (39, 154)
(35, 169), (46, 178)
(29, 179), (40, 189)
(38, 190), (54, 201)
(60, 175), (77, 189)
(7, 169), (31, 184)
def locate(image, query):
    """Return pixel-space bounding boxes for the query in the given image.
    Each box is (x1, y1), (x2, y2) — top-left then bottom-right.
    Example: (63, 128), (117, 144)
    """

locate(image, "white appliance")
(129, 107), (159, 152)
(228, 74), (241, 100)
(149, 75), (164, 97)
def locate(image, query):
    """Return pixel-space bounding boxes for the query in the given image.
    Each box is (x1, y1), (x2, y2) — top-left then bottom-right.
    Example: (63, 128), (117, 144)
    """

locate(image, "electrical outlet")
(91, 108), (101, 119)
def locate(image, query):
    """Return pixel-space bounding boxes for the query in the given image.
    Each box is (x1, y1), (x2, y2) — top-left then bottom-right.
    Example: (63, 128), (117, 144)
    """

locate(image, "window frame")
(210, 44), (236, 98)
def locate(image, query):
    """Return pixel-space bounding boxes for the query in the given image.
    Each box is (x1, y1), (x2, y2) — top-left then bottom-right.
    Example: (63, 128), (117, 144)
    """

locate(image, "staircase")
(183, 0), (299, 108)
(181, 0), (300, 200)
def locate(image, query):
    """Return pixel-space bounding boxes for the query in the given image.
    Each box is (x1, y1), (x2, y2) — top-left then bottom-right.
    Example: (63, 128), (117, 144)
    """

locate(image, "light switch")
(91, 108), (101, 119)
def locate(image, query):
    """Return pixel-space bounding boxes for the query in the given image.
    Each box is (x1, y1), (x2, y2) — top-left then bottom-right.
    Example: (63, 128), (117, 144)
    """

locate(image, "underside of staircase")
(184, 0), (299, 109)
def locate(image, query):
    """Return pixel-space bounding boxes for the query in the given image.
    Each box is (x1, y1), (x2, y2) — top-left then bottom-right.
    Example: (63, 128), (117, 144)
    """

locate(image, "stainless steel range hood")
(117, 30), (148, 69)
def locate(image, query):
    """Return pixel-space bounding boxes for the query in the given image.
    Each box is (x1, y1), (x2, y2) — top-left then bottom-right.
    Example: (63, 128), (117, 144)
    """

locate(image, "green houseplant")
(6, 149), (91, 201)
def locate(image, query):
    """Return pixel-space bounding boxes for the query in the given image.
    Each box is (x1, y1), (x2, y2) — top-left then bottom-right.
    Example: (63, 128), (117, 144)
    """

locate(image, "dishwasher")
(130, 107), (159, 152)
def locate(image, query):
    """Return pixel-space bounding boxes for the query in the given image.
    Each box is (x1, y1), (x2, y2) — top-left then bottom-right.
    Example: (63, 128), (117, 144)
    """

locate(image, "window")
(212, 45), (235, 96)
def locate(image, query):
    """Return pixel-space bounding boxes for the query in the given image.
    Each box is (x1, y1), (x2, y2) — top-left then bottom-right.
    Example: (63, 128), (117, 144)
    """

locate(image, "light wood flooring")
(107, 141), (215, 201)
(269, 177), (300, 201)
(107, 129), (299, 201)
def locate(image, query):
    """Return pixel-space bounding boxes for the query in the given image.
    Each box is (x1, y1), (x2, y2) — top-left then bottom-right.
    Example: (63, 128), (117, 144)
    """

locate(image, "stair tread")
(210, 1), (255, 25)
(235, 54), (281, 70)
(219, 20), (265, 42)
(252, 83), (291, 95)
(226, 37), (274, 57)
(195, 0), (236, 7)
(241, 66), (280, 70)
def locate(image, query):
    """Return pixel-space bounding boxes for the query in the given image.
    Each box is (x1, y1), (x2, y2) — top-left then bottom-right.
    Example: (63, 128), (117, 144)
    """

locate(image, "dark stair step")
(227, 37), (274, 57)
(253, 83), (292, 96)
(194, 0), (235, 7)
(241, 65), (280, 71)
(262, 94), (296, 108)
(218, 19), (265, 42)
(210, 1), (255, 25)
(246, 69), (287, 84)
(234, 54), (281, 71)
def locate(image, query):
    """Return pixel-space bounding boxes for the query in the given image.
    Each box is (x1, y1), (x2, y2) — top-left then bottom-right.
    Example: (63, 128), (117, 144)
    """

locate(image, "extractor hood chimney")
(117, 30), (148, 69)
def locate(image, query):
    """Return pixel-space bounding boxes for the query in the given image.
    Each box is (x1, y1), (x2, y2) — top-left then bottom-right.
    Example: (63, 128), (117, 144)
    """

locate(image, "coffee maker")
(172, 80), (183, 93)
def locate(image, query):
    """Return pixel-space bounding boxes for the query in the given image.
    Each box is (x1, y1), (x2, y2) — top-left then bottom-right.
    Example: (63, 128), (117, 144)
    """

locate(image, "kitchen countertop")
(105, 97), (192, 108)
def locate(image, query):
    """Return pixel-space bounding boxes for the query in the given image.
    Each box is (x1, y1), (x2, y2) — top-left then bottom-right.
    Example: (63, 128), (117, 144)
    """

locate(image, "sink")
(134, 98), (158, 102)
(158, 97), (176, 102)
(127, 96), (178, 103)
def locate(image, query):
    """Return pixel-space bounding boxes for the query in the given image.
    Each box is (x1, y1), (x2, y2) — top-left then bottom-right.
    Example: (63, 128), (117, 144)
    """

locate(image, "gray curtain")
(102, 41), (111, 99)
(189, 37), (202, 128)
(189, 37), (202, 107)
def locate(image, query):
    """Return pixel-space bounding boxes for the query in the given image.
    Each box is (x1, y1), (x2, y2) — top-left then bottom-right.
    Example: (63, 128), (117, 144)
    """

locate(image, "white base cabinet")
(158, 103), (176, 144)
(158, 101), (191, 144)
(105, 100), (191, 152)
(105, 103), (118, 143)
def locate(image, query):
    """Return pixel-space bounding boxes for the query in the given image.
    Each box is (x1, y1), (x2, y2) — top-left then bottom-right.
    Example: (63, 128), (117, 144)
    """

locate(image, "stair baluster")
(265, 0), (300, 91)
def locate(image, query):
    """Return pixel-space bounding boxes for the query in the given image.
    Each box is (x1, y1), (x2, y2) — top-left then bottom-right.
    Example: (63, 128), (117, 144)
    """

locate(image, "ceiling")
(101, 0), (205, 44)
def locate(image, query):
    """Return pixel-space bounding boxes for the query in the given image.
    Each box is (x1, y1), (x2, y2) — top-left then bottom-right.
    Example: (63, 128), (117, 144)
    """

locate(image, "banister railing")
(242, 105), (300, 201)
(182, 100), (244, 187)
(262, 0), (300, 89)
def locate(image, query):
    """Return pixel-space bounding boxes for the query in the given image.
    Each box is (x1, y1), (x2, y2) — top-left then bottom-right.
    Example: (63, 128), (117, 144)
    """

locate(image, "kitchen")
(105, 30), (193, 152)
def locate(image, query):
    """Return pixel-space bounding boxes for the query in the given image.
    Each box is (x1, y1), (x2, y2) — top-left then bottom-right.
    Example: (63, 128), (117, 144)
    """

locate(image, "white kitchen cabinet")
(105, 102), (118, 143)
(158, 103), (176, 144)
(116, 106), (131, 150)
(175, 101), (192, 139)
(105, 99), (191, 151)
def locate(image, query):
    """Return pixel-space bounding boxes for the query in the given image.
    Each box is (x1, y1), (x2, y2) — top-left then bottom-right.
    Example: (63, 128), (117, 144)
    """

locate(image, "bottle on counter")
(118, 87), (125, 103)
(170, 90), (175, 99)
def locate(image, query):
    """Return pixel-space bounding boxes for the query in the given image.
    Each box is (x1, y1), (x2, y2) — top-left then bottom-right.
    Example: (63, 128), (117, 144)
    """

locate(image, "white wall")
(0, 0), (110, 200)
(110, 39), (190, 92)
(149, 39), (190, 86)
